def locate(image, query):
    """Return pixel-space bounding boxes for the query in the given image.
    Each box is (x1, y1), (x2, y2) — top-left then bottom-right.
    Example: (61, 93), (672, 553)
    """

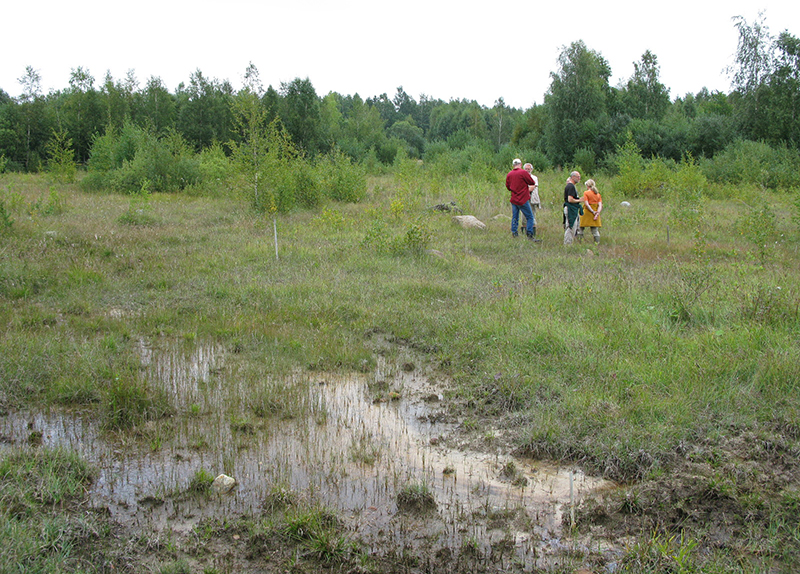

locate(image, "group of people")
(505, 159), (602, 245)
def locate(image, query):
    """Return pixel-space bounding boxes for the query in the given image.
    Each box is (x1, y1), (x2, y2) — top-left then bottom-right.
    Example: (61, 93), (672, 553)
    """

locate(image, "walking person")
(563, 171), (582, 245)
(579, 179), (603, 244)
(505, 158), (536, 240)
(522, 163), (542, 242)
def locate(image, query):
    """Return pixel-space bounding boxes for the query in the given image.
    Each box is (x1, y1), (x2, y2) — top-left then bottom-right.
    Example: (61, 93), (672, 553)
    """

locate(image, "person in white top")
(523, 163), (541, 242)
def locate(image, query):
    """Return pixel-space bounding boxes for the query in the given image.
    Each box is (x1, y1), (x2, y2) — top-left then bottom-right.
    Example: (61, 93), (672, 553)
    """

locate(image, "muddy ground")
(2, 335), (799, 573)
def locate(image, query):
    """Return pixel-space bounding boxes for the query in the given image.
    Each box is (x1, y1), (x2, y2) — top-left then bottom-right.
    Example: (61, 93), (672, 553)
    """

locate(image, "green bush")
(614, 133), (683, 199)
(84, 123), (143, 179)
(669, 153), (707, 195)
(421, 140), (449, 164)
(391, 221), (432, 255)
(45, 129), (77, 184)
(197, 143), (233, 182)
(265, 159), (297, 213)
(495, 143), (533, 172)
(426, 140), (496, 182)
(573, 147), (597, 174)
(526, 150), (551, 172)
(613, 135), (644, 197)
(702, 140), (800, 189)
(639, 157), (673, 198)
(376, 137), (400, 165)
(317, 148), (366, 203)
(83, 125), (201, 193)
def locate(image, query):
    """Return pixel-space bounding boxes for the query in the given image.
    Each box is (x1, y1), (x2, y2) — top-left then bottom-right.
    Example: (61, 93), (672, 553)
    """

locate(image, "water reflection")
(0, 338), (614, 565)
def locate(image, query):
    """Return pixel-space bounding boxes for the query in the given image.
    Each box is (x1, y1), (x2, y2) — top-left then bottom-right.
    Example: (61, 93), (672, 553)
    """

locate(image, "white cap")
(512, 158), (522, 166)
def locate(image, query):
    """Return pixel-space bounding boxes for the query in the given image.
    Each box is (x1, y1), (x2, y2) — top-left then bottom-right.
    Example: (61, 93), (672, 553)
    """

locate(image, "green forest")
(1, 14), (799, 197)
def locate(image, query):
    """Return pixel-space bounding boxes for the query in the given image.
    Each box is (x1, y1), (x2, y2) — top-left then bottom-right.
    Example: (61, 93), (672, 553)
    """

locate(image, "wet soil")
(2, 334), (798, 572)
(0, 335), (621, 572)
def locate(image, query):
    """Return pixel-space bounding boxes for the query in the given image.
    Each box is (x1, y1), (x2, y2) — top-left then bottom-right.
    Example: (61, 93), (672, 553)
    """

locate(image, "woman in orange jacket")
(578, 179), (603, 245)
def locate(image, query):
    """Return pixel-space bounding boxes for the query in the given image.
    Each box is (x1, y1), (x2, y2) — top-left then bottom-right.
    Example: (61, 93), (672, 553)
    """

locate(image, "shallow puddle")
(0, 338), (616, 566)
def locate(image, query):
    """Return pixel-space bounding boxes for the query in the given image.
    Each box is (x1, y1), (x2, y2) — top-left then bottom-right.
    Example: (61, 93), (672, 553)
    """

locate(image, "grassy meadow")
(1, 165), (799, 573)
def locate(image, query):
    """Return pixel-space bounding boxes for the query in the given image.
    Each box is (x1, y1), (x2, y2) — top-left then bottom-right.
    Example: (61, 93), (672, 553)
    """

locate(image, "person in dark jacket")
(563, 171), (582, 245)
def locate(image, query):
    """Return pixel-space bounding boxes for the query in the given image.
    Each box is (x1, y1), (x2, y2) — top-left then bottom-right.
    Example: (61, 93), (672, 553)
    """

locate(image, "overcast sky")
(2, 1), (797, 109)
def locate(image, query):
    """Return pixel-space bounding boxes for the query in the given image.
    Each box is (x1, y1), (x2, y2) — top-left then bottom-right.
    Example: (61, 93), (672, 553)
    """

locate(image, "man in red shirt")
(505, 158), (537, 239)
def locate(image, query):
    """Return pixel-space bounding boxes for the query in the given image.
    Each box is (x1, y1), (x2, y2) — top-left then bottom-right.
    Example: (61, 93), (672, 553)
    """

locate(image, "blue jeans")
(511, 202), (534, 236)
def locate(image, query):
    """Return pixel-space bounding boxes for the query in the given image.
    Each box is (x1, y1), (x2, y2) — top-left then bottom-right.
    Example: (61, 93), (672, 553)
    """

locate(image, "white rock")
(621, 201), (631, 207)
(452, 215), (486, 230)
(211, 474), (236, 493)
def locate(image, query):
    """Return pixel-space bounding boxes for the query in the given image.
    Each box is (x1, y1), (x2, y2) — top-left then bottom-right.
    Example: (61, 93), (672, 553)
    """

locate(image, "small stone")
(452, 215), (487, 230)
(211, 474), (236, 494)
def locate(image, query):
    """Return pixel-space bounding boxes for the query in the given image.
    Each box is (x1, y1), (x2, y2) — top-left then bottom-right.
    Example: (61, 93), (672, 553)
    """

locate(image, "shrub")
(702, 140), (800, 190)
(639, 157), (673, 198)
(426, 141), (496, 183)
(526, 149), (551, 172)
(197, 143), (232, 181)
(83, 125), (201, 193)
(421, 140), (449, 164)
(736, 203), (778, 265)
(495, 143), (534, 172)
(669, 153), (707, 195)
(613, 134), (644, 197)
(292, 164), (321, 209)
(666, 153), (708, 228)
(45, 129), (77, 184)
(391, 222), (432, 255)
(263, 159), (298, 213)
(82, 123), (144, 191)
(317, 148), (366, 203)
(573, 147), (597, 174)
(121, 129), (200, 192)
(376, 137), (400, 164)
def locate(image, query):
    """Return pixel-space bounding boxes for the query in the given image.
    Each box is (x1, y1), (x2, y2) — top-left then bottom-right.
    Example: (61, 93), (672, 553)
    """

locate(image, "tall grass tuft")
(0, 447), (94, 513)
(103, 376), (173, 431)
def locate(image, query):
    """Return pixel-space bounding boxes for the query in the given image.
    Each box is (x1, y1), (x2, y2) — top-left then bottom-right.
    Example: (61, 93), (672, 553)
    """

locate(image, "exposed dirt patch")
(566, 428), (800, 571)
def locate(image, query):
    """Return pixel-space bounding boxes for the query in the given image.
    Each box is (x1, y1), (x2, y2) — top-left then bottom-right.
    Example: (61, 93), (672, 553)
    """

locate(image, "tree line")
(0, 15), (797, 187)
